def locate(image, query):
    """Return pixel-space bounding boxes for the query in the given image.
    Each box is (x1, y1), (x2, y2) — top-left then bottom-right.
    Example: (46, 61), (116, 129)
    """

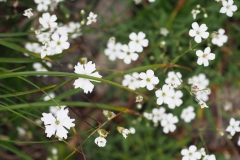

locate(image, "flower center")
(203, 53), (208, 58)
(127, 52), (130, 55)
(57, 41), (61, 45)
(146, 78), (150, 82)
(55, 120), (60, 125)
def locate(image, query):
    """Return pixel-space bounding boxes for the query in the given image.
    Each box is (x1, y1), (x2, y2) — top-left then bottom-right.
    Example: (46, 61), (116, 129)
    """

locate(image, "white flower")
(155, 84), (172, 105)
(104, 42), (123, 61)
(41, 107), (75, 140)
(167, 89), (183, 109)
(129, 127), (136, 134)
(220, 0), (238, 17)
(199, 148), (206, 156)
(23, 8), (33, 18)
(143, 112), (153, 120)
(50, 106), (66, 116)
(181, 106), (196, 123)
(86, 12), (97, 25)
(117, 126), (131, 139)
(66, 22), (82, 38)
(160, 27), (169, 36)
(73, 61), (102, 94)
(191, 9), (200, 19)
(43, 92), (55, 101)
(212, 29), (228, 47)
(226, 118), (240, 136)
(161, 113), (178, 133)
(122, 72), (140, 90)
(198, 100), (208, 108)
(181, 145), (202, 160)
(17, 127), (26, 137)
(36, 32), (51, 43)
(95, 137), (107, 147)
(203, 154), (216, 160)
(50, 33), (70, 54)
(129, 32), (149, 52)
(24, 43), (41, 56)
(41, 45), (52, 59)
(195, 88), (211, 101)
(196, 47), (215, 67)
(152, 107), (166, 123)
(139, 70), (159, 90)
(39, 13), (58, 29)
(165, 71), (182, 88)
(189, 22), (209, 43)
(136, 95), (143, 102)
(119, 44), (139, 64)
(34, 0), (51, 11)
(148, 0), (155, 2)
(33, 62), (52, 77)
(188, 73), (209, 89)
(134, 0), (142, 4)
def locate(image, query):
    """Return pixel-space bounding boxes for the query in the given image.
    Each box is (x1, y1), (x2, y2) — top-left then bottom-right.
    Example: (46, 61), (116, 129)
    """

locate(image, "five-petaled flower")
(196, 47), (215, 67)
(189, 22), (209, 43)
(220, 0), (238, 17)
(128, 32), (149, 52)
(41, 107), (75, 140)
(39, 13), (58, 29)
(73, 61), (102, 94)
(139, 70), (159, 91)
(226, 118), (240, 136)
(181, 145), (202, 160)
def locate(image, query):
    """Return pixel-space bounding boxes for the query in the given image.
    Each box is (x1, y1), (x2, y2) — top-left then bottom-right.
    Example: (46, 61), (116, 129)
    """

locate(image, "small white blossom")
(155, 84), (172, 105)
(181, 145), (202, 160)
(167, 89), (183, 109)
(195, 88), (211, 101)
(161, 113), (178, 133)
(43, 92), (55, 101)
(196, 47), (215, 67)
(160, 28), (169, 36)
(95, 137), (107, 147)
(23, 8), (33, 18)
(199, 148), (206, 156)
(237, 136), (240, 146)
(203, 154), (216, 160)
(134, 0), (142, 4)
(188, 73), (209, 89)
(189, 22), (209, 43)
(41, 107), (75, 140)
(41, 44), (52, 59)
(212, 28), (228, 47)
(139, 70), (159, 90)
(24, 43), (41, 56)
(50, 106), (66, 116)
(73, 61), (102, 94)
(198, 100), (208, 108)
(39, 13), (58, 29)
(50, 33), (70, 54)
(165, 71), (182, 88)
(226, 118), (240, 136)
(129, 32), (149, 52)
(191, 9), (200, 19)
(86, 12), (97, 25)
(34, 0), (51, 11)
(104, 41), (123, 61)
(136, 95), (143, 102)
(17, 127), (26, 137)
(67, 22), (82, 38)
(152, 107), (166, 123)
(122, 72), (140, 90)
(148, 0), (155, 2)
(129, 127), (136, 134)
(181, 106), (196, 123)
(119, 44), (139, 64)
(33, 62), (52, 77)
(117, 127), (131, 139)
(143, 112), (153, 120)
(220, 0), (238, 17)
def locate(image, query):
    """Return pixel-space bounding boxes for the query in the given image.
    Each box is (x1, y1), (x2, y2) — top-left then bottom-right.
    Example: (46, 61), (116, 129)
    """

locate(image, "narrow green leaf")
(0, 32), (34, 37)
(0, 85), (56, 98)
(0, 142), (32, 160)
(0, 58), (40, 63)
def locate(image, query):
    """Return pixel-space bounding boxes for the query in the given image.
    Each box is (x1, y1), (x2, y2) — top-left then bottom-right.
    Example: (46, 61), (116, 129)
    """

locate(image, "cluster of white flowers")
(181, 145), (216, 160)
(155, 72), (183, 109)
(33, 62), (52, 77)
(188, 73), (211, 105)
(104, 31), (149, 64)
